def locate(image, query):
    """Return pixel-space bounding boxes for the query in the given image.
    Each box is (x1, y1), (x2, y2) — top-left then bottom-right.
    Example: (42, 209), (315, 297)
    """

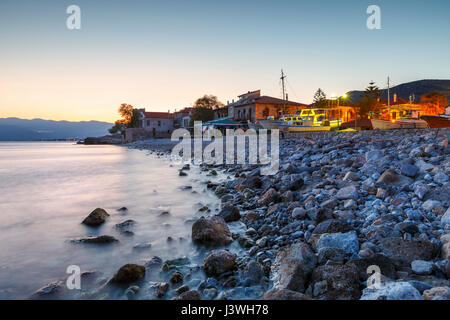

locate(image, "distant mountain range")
(0, 118), (113, 141)
(346, 79), (450, 104)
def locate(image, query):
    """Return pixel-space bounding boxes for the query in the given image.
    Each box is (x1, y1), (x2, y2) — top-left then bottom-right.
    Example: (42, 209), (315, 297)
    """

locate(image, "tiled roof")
(232, 95), (307, 107)
(143, 112), (172, 119)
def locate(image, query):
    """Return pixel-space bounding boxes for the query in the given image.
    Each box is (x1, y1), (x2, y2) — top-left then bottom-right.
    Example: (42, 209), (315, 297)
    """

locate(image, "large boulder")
(192, 216), (233, 247)
(378, 238), (439, 266)
(111, 264), (145, 284)
(82, 208), (110, 226)
(217, 204), (241, 222)
(360, 282), (423, 300)
(271, 242), (317, 292)
(316, 231), (359, 256)
(262, 289), (311, 300)
(310, 264), (361, 300)
(202, 250), (236, 277)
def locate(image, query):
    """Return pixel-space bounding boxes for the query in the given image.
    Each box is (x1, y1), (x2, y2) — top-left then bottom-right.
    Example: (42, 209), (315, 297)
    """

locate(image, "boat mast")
(281, 69), (286, 115)
(387, 76), (390, 119)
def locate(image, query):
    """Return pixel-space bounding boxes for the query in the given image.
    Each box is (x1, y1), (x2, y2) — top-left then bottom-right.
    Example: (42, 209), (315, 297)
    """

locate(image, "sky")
(0, 0), (449, 122)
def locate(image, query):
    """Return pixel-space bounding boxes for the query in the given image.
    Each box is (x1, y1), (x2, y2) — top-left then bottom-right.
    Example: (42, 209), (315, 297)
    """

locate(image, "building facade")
(215, 90), (308, 123)
(138, 109), (174, 137)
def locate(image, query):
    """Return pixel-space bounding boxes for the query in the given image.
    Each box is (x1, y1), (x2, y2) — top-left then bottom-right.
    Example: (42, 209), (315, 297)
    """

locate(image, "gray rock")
(271, 242), (317, 292)
(441, 207), (450, 225)
(242, 260), (264, 285)
(411, 260), (434, 275)
(361, 282), (423, 300)
(316, 231), (359, 255)
(336, 185), (358, 200)
(401, 163), (419, 177)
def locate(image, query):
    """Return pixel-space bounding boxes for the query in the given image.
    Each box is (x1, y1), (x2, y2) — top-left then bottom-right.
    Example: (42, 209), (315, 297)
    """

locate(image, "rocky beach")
(30, 128), (450, 300)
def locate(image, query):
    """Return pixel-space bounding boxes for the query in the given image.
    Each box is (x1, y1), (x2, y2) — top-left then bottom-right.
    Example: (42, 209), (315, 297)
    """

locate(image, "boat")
(371, 118), (428, 130)
(420, 108), (450, 128)
(280, 108), (342, 132)
(247, 120), (264, 131)
(256, 117), (285, 130)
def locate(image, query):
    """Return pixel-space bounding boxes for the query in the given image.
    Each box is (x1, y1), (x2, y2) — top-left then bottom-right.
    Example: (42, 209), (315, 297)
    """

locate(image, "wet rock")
(310, 264), (361, 300)
(203, 287), (218, 300)
(175, 285), (190, 295)
(262, 289), (311, 300)
(237, 234), (255, 248)
(257, 188), (279, 206)
(336, 185), (358, 200)
(70, 235), (118, 244)
(242, 260), (264, 286)
(30, 281), (65, 299)
(133, 242), (152, 250)
(411, 260), (433, 275)
(82, 208), (110, 226)
(361, 282), (423, 300)
(271, 242), (316, 292)
(179, 170), (188, 176)
(423, 287), (450, 300)
(378, 238), (439, 266)
(170, 272), (184, 284)
(114, 220), (136, 229)
(177, 290), (202, 300)
(202, 250), (236, 277)
(111, 264), (146, 284)
(192, 216), (233, 247)
(156, 282), (169, 298)
(217, 204), (241, 222)
(316, 231), (359, 255)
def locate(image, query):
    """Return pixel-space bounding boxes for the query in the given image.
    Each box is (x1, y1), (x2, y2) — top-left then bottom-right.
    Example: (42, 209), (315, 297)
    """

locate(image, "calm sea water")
(0, 142), (230, 299)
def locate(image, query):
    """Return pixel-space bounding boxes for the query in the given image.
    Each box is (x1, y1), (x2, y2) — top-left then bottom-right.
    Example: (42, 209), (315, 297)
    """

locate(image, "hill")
(0, 118), (113, 141)
(346, 79), (450, 104)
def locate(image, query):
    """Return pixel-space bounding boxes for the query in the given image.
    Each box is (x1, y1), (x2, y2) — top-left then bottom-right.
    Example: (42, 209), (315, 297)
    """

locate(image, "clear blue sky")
(0, 0), (449, 121)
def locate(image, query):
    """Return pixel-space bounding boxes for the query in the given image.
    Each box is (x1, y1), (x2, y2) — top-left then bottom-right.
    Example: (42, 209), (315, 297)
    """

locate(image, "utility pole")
(281, 69), (286, 116)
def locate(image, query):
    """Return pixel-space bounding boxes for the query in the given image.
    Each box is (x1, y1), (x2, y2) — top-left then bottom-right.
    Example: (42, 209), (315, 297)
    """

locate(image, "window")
(158, 121), (161, 127)
(147, 120), (150, 126)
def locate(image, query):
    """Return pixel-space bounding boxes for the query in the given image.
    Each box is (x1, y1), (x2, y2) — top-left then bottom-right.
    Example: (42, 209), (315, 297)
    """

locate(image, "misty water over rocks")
(5, 128), (450, 300)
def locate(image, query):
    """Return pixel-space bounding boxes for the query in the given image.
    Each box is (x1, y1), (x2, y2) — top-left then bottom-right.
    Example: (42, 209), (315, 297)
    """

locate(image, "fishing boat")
(371, 118), (428, 130)
(256, 117), (285, 130)
(280, 108), (342, 132)
(420, 107), (450, 128)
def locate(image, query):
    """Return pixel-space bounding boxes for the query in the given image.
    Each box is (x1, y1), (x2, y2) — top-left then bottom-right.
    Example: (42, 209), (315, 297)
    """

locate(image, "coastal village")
(92, 76), (449, 145)
(51, 79), (450, 301)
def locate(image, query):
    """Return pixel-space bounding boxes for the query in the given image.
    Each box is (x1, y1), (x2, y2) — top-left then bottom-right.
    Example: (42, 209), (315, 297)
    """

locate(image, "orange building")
(215, 90), (308, 123)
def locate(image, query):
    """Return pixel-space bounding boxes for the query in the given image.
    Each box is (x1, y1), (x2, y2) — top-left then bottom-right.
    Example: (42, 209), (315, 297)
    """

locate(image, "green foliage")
(189, 95), (223, 126)
(358, 81), (381, 118)
(313, 88), (327, 108)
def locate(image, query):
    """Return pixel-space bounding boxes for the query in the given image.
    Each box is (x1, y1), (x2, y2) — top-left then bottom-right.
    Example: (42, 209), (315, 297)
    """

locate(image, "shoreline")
(127, 128), (450, 300)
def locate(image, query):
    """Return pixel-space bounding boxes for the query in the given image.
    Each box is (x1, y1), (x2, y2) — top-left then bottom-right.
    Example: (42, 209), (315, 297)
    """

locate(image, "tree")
(420, 92), (448, 115)
(313, 88), (327, 108)
(358, 81), (381, 118)
(189, 95), (223, 126)
(109, 103), (140, 135)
